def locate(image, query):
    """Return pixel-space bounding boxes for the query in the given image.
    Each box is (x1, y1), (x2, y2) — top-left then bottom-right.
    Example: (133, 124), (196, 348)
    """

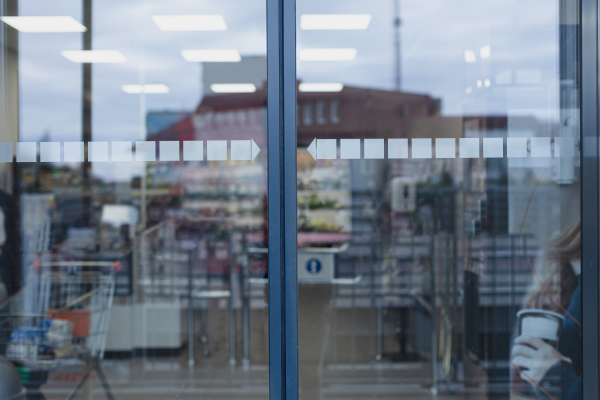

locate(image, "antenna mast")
(394, 0), (402, 91)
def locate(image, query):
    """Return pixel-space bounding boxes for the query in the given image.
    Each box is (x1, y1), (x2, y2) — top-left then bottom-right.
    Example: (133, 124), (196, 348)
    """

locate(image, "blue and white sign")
(306, 258), (322, 274)
(298, 251), (334, 282)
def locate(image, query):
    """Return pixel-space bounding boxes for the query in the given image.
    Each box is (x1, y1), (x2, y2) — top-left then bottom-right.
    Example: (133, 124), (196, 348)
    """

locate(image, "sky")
(297, 0), (562, 118)
(16, 0), (267, 144)
(6, 0), (568, 180)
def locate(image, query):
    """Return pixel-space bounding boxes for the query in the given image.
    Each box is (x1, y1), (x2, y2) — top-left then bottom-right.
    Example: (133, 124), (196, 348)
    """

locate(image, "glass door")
(0, 0), (270, 398)
(296, 0), (583, 399)
(1, 0), (596, 399)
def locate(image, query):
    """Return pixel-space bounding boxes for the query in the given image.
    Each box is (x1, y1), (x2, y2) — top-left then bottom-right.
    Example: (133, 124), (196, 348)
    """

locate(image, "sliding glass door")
(295, 0), (591, 399)
(0, 0), (270, 398)
(2, 0), (599, 399)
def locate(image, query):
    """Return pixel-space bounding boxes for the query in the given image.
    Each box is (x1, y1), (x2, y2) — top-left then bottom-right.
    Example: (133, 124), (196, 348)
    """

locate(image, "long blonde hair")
(524, 220), (580, 313)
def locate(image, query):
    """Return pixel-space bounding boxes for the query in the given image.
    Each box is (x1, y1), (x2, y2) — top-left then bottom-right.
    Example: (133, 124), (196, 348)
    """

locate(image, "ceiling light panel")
(152, 15), (227, 31)
(210, 84), (256, 93)
(0, 16), (86, 32)
(480, 45), (491, 59)
(62, 50), (127, 63)
(301, 14), (371, 30)
(182, 49), (241, 62)
(122, 84), (169, 94)
(299, 83), (344, 92)
(464, 50), (476, 63)
(299, 48), (357, 61)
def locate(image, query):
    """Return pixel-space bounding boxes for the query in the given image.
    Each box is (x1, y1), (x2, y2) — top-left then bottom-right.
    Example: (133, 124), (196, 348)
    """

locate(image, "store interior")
(0, 0), (581, 399)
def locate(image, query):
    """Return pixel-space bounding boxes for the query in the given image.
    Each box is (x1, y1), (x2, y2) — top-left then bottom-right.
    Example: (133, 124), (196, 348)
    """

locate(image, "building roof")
(148, 84), (441, 146)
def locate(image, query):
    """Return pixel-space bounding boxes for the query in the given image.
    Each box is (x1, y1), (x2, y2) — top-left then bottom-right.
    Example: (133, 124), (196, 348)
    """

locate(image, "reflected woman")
(511, 220), (581, 399)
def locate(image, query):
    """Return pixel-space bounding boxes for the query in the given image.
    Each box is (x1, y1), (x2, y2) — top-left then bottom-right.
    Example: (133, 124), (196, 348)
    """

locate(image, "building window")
(399, 103), (409, 118)
(303, 103), (312, 125)
(330, 100), (340, 123)
(316, 101), (326, 124)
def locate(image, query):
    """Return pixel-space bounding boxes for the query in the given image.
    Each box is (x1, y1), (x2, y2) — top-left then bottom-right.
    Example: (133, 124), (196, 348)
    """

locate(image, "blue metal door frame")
(267, 0), (299, 399)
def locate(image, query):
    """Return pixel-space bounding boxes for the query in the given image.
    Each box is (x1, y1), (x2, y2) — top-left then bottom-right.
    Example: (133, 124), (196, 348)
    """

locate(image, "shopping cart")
(0, 261), (116, 400)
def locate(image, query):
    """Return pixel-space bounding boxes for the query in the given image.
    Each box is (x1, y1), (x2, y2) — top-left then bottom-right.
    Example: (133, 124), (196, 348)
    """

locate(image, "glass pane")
(0, 1), (269, 398)
(297, 1), (581, 399)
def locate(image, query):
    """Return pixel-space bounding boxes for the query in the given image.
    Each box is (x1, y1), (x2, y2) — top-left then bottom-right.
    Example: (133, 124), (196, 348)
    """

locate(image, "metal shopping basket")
(0, 262), (116, 400)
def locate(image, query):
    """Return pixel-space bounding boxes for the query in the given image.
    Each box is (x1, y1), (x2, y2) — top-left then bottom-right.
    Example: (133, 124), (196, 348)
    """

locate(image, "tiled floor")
(38, 354), (501, 400)
(36, 286), (506, 400)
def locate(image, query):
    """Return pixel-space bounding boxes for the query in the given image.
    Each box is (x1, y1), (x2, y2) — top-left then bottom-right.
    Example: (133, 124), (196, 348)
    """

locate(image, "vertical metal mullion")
(267, 0), (298, 398)
(580, 0), (599, 397)
(267, 0), (284, 396)
(282, 0), (298, 397)
(82, 0), (92, 225)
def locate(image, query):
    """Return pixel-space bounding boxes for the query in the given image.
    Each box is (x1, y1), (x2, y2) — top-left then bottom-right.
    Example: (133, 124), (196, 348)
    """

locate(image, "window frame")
(267, 0), (299, 399)
(579, 0), (599, 398)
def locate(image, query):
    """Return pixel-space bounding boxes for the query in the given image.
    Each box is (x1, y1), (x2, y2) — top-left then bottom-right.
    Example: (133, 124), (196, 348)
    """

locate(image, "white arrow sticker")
(251, 139), (261, 161)
(231, 140), (251, 161)
(4, 137), (564, 163)
(317, 139), (336, 159)
(207, 140), (228, 161)
(307, 138), (316, 160)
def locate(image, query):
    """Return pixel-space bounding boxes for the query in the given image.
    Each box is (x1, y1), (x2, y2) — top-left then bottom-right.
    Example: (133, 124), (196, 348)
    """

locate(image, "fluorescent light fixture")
(152, 15), (226, 31)
(464, 50), (476, 63)
(299, 48), (357, 61)
(210, 84), (256, 93)
(301, 14), (371, 30)
(484, 79), (491, 87)
(0, 16), (86, 32)
(122, 84), (169, 94)
(62, 50), (126, 63)
(181, 49), (241, 62)
(476, 79), (482, 88)
(299, 83), (344, 92)
(480, 45), (491, 59)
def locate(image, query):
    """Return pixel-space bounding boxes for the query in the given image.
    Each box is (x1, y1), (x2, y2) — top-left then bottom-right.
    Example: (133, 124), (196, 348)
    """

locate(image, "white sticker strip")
(412, 139), (432, 159)
(483, 138), (503, 158)
(0, 137), (568, 164)
(17, 142), (36, 162)
(89, 142), (108, 162)
(435, 138), (455, 158)
(507, 137), (528, 158)
(251, 139), (261, 161)
(459, 138), (479, 158)
(317, 139), (337, 159)
(231, 140), (251, 161)
(183, 141), (203, 161)
(340, 139), (360, 159)
(0, 143), (12, 162)
(136, 141), (156, 162)
(112, 141), (132, 162)
(555, 137), (575, 158)
(388, 138), (408, 159)
(40, 142), (61, 162)
(64, 142), (84, 162)
(207, 140), (228, 161)
(364, 139), (384, 159)
(531, 137), (550, 158)
(160, 141), (180, 161)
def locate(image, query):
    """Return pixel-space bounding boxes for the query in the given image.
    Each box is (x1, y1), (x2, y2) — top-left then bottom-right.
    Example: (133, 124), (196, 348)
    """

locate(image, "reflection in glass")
(0, 0), (269, 398)
(297, 0), (581, 399)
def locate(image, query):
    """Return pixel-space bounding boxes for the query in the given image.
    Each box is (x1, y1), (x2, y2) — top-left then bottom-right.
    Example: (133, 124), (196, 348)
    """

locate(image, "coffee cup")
(516, 309), (564, 346)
